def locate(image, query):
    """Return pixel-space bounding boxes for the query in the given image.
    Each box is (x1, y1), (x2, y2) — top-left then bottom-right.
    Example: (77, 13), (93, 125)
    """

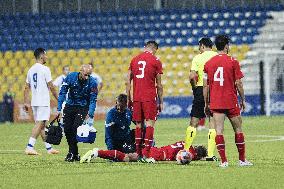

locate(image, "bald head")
(79, 64), (92, 80)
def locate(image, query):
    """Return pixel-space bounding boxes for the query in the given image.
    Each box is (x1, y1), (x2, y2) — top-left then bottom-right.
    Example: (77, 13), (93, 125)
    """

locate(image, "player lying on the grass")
(80, 141), (207, 164)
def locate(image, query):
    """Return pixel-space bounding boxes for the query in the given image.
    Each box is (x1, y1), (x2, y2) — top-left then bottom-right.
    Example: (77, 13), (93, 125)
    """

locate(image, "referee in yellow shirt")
(184, 38), (218, 161)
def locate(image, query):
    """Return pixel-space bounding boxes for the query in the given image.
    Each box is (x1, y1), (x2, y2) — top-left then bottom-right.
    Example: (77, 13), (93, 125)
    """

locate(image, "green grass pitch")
(0, 116), (284, 189)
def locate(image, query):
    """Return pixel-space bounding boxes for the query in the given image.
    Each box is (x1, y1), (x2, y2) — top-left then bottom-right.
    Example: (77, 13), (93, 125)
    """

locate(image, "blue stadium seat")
(0, 6), (280, 51)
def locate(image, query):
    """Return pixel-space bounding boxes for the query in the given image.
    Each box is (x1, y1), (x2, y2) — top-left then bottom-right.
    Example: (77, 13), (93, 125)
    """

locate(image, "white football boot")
(239, 159), (253, 167)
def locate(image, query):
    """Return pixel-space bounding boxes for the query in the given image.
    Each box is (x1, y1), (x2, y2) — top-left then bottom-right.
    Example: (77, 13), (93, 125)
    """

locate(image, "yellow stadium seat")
(104, 57), (113, 64)
(4, 51), (13, 60)
(131, 48), (141, 56)
(98, 48), (108, 57)
(109, 48), (119, 57)
(9, 59), (18, 67)
(72, 57), (81, 67)
(82, 57), (92, 64)
(14, 51), (24, 59)
(61, 57), (71, 65)
(67, 49), (77, 58)
(93, 58), (103, 65)
(88, 49), (97, 58)
(46, 50), (56, 59)
(115, 57), (123, 64)
(120, 48), (129, 58)
(19, 58), (29, 68)
(50, 57), (60, 66)
(77, 49), (87, 58)
(0, 59), (7, 67)
(57, 50), (66, 58)
(12, 67), (22, 75)
(2, 67), (11, 76)
(25, 50), (34, 59)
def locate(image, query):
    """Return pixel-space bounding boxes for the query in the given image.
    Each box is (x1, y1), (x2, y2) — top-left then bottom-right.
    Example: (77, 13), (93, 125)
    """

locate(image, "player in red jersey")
(203, 35), (253, 168)
(80, 141), (207, 163)
(126, 41), (163, 161)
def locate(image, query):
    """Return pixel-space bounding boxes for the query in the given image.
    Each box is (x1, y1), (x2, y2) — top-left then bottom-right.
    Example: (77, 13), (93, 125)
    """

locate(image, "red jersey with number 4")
(204, 54), (244, 109)
(148, 141), (197, 161)
(129, 51), (163, 102)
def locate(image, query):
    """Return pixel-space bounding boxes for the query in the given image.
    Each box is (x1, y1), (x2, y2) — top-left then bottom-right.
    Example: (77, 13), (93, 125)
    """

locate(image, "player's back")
(130, 51), (163, 101)
(27, 63), (51, 106)
(204, 54), (243, 109)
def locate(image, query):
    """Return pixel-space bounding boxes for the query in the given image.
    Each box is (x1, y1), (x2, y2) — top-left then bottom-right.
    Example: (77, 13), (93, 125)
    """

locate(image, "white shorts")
(32, 106), (50, 122)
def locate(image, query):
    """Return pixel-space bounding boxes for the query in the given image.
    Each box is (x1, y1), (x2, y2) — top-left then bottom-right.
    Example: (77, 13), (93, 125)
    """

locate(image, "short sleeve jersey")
(53, 74), (66, 91)
(204, 54), (244, 109)
(129, 51), (163, 102)
(26, 63), (52, 106)
(191, 50), (218, 86)
(149, 141), (198, 161)
(91, 72), (103, 85)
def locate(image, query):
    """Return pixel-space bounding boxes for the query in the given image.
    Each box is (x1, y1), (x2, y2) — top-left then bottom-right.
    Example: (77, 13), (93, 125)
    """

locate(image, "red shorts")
(133, 101), (157, 122)
(211, 106), (240, 118)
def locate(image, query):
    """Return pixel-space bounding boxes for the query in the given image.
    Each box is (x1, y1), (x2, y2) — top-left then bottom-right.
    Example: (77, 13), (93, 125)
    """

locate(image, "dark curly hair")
(194, 145), (207, 160)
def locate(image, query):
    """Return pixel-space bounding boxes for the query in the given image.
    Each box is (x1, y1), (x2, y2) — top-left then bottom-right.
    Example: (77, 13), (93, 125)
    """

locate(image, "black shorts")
(112, 129), (136, 153)
(190, 86), (206, 119)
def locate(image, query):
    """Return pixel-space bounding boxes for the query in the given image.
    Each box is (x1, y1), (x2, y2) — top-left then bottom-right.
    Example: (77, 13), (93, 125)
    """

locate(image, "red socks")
(135, 127), (142, 156)
(143, 126), (154, 158)
(235, 132), (246, 162)
(98, 150), (126, 161)
(199, 118), (205, 126)
(215, 135), (227, 163)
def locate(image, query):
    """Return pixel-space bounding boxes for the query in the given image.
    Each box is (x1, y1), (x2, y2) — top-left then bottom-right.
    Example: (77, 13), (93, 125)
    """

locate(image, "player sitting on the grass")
(80, 141), (207, 163)
(105, 94), (152, 154)
(105, 94), (135, 153)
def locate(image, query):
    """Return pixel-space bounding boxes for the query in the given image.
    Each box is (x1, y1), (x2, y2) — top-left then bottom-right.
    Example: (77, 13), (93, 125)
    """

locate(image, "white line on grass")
(1, 135), (284, 153)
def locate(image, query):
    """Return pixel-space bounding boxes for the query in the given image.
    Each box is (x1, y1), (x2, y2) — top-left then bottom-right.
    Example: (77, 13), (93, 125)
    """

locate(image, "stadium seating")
(0, 5), (283, 100)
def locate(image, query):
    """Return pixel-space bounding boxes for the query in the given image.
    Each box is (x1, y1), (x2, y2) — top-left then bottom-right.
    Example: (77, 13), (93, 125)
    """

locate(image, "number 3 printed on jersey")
(136, 61), (146, 78)
(214, 67), (224, 86)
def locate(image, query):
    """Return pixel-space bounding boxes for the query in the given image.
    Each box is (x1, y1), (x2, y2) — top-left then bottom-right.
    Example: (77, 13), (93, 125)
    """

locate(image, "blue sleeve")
(57, 75), (70, 111)
(105, 111), (114, 150)
(126, 109), (132, 127)
(88, 81), (98, 118)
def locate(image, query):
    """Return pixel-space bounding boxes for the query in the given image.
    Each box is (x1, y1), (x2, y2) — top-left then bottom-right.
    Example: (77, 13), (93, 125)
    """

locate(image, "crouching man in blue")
(105, 94), (136, 153)
(57, 64), (98, 162)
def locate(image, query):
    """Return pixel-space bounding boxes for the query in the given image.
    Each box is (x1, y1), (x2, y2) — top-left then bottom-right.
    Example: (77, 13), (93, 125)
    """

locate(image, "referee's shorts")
(190, 86), (206, 119)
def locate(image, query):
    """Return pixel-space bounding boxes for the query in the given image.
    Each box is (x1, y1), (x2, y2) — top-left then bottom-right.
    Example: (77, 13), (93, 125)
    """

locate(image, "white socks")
(27, 137), (36, 150)
(45, 142), (52, 151)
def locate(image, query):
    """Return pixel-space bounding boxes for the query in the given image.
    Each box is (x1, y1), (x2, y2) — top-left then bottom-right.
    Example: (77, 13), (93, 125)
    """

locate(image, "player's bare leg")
(143, 119), (155, 159)
(213, 113), (228, 167)
(135, 122), (143, 157)
(229, 116), (253, 166)
(184, 117), (198, 150)
(206, 118), (218, 161)
(40, 126), (59, 155)
(25, 121), (45, 155)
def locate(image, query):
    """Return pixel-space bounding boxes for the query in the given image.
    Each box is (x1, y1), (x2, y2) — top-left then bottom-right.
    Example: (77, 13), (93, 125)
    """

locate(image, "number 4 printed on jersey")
(214, 67), (224, 86)
(136, 61), (146, 79)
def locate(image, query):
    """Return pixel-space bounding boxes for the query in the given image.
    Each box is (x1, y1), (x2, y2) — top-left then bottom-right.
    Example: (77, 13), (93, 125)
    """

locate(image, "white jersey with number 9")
(26, 63), (52, 106)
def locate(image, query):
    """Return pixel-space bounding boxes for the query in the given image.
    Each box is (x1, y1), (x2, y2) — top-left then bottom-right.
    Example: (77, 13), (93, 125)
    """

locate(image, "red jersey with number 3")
(204, 54), (244, 109)
(129, 51), (163, 102)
